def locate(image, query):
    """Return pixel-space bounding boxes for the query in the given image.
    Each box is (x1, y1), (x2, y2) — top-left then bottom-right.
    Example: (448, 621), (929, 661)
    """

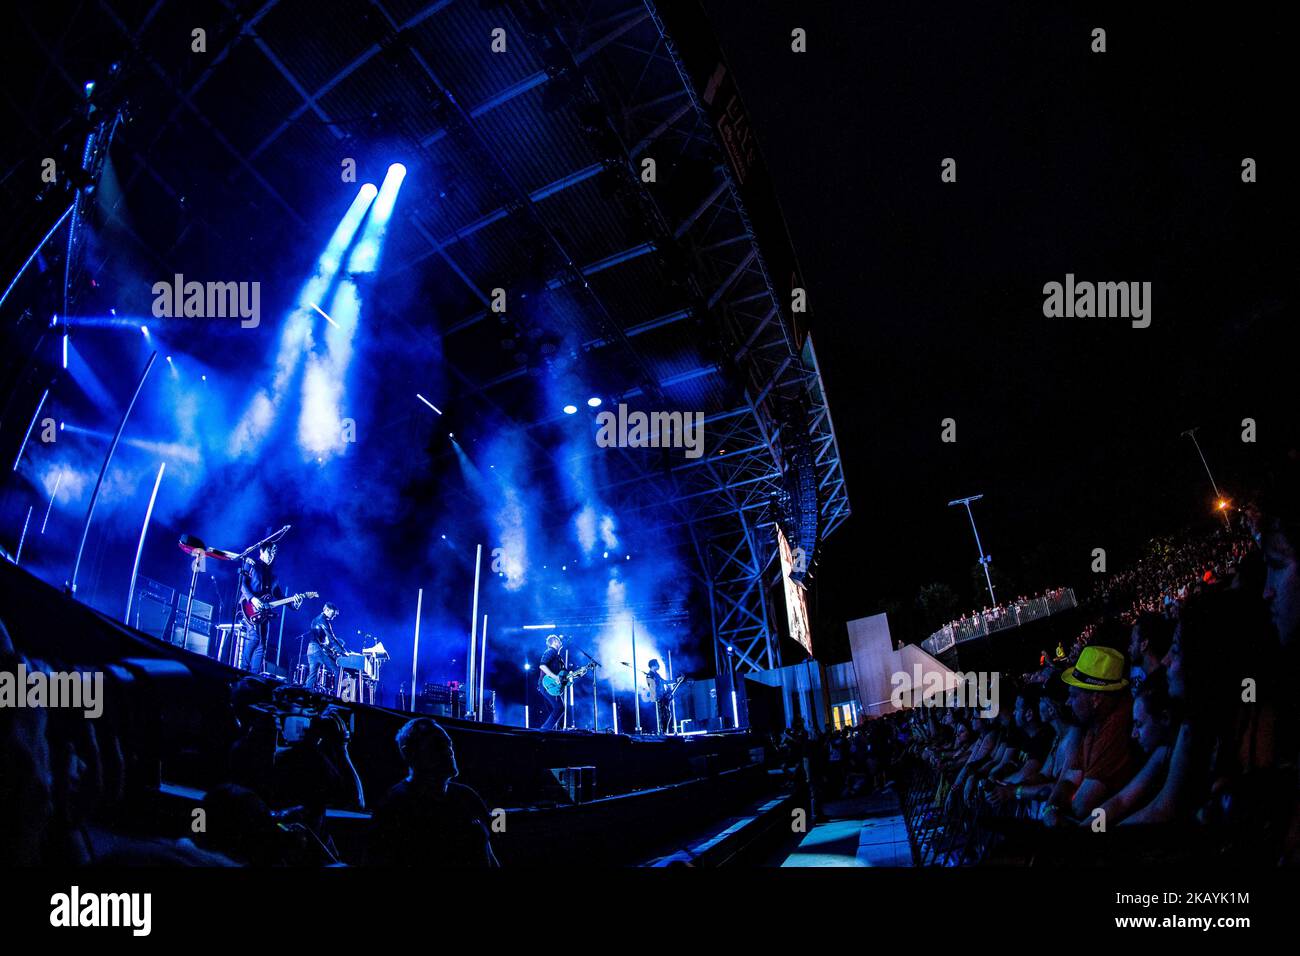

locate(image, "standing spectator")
(369, 719), (498, 867)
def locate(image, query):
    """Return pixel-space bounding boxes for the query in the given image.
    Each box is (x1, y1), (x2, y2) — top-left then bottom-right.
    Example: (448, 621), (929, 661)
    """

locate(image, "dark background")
(702, 1), (1293, 660)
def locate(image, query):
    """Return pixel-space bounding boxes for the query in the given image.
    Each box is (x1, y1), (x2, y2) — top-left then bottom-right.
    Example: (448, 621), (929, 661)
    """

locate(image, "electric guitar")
(660, 674), (688, 701)
(541, 661), (598, 697)
(318, 629), (346, 662)
(240, 590), (318, 623)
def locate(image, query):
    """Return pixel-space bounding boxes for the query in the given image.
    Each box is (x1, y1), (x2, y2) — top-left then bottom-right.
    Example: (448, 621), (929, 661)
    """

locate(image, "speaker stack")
(133, 577), (175, 640)
(173, 597), (214, 656)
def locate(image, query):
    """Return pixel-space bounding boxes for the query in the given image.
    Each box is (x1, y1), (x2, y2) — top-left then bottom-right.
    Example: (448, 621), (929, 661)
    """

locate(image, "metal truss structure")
(4, 0), (851, 702)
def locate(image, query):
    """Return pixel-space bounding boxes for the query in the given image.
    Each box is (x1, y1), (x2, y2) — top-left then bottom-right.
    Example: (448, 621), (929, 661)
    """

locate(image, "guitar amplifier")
(416, 682), (465, 718)
(133, 591), (174, 640)
(137, 576), (176, 606)
(172, 626), (210, 657)
(188, 598), (214, 623)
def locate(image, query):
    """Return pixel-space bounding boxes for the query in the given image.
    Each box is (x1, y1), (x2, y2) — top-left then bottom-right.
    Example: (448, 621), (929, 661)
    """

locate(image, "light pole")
(949, 494), (996, 607)
(1181, 428), (1231, 528)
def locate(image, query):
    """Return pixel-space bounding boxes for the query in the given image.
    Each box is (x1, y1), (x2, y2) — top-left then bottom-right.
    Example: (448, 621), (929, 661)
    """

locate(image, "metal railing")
(921, 589), (1077, 656)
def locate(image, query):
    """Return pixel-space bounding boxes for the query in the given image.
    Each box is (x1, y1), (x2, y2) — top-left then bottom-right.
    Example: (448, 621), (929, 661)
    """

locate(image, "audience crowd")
(890, 485), (1300, 865)
(0, 640), (498, 867)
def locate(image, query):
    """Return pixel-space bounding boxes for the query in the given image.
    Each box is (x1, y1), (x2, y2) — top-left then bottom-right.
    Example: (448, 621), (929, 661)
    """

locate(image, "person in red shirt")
(1043, 645), (1140, 823)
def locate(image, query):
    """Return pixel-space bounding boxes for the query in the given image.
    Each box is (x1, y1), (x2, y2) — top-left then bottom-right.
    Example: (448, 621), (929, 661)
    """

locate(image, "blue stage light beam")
(298, 169), (405, 459)
(230, 183), (376, 458)
(347, 164), (406, 275)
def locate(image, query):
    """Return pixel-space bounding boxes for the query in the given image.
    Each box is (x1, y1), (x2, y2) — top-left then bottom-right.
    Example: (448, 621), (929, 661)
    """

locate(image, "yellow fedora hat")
(1061, 645), (1129, 692)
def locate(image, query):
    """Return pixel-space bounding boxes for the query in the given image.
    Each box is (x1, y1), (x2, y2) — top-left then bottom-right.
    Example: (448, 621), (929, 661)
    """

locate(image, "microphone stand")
(231, 525), (289, 669)
(578, 649), (602, 731)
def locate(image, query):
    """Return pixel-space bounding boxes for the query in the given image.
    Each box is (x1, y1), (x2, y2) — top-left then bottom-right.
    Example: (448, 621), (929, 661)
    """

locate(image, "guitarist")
(305, 602), (344, 693)
(536, 634), (568, 731)
(646, 659), (674, 735)
(237, 540), (301, 673)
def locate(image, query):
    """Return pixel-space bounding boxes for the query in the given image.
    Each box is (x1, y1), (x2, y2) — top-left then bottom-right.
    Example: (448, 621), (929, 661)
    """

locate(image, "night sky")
(701, 2), (1292, 659)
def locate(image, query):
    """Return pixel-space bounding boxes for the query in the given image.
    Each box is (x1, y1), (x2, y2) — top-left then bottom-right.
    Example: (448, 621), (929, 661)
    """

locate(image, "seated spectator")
(1260, 498), (1299, 649)
(368, 718), (498, 867)
(272, 705), (364, 863)
(1123, 589), (1274, 827)
(186, 784), (276, 865)
(985, 687), (1056, 788)
(1, 625), (53, 866)
(1043, 646), (1140, 824)
(1095, 670), (1178, 826)
(227, 677), (277, 799)
(951, 714), (1003, 806)
(988, 673), (1080, 814)
(1128, 612), (1174, 688)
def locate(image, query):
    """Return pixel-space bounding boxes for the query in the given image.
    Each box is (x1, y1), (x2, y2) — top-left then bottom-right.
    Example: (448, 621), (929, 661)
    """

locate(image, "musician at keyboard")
(305, 601), (344, 693)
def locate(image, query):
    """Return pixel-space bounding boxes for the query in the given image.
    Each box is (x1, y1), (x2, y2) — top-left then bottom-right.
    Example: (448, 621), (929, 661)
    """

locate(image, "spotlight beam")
(13, 388), (50, 472)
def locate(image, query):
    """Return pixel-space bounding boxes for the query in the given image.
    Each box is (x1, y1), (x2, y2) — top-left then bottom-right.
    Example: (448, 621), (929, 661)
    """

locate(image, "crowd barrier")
(921, 589), (1077, 656)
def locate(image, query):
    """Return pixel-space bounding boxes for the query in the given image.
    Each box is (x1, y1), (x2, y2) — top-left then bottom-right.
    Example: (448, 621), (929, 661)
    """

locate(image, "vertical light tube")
(668, 650), (677, 735)
(411, 588), (423, 712)
(14, 506), (33, 565)
(12, 388), (49, 471)
(631, 620), (640, 733)
(70, 351), (157, 595)
(467, 543), (481, 716)
(124, 461), (166, 623)
(478, 613), (488, 720)
(41, 470), (63, 533)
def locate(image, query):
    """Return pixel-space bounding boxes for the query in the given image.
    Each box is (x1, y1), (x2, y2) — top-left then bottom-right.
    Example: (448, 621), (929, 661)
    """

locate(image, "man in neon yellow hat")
(1042, 645), (1140, 824)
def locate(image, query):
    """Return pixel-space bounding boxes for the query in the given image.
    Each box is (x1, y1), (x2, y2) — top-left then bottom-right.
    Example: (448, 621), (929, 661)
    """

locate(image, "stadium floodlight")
(948, 494), (996, 606)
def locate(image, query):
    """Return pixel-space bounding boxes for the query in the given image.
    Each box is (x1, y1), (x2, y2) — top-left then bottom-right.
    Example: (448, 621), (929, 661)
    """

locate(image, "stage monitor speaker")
(548, 766), (596, 803)
(134, 593), (174, 640)
(172, 626), (209, 657)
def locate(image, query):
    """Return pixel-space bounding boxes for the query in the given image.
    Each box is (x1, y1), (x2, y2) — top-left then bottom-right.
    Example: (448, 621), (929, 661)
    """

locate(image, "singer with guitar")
(236, 538), (302, 673)
(645, 659), (682, 735)
(536, 634), (599, 731)
(305, 601), (344, 693)
(536, 635), (569, 731)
